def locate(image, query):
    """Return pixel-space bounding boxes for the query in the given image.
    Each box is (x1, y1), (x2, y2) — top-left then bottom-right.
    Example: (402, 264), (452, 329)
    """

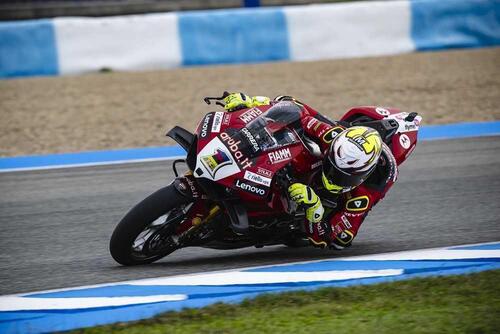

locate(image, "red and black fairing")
(341, 106), (422, 166)
(167, 101), (321, 247)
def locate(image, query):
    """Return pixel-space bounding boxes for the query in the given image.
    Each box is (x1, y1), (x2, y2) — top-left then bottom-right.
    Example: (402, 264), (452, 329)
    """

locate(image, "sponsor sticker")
(223, 113), (232, 125)
(333, 224), (344, 235)
(311, 160), (323, 169)
(234, 179), (266, 196)
(244, 170), (272, 187)
(322, 126), (343, 143)
(393, 112), (408, 121)
(376, 107), (390, 116)
(201, 148), (232, 178)
(195, 137), (241, 181)
(211, 112), (224, 133)
(336, 230), (354, 244)
(185, 177), (200, 198)
(200, 113), (212, 138)
(220, 132), (253, 169)
(239, 108), (263, 124)
(306, 118), (317, 130)
(340, 215), (352, 229)
(399, 134), (411, 149)
(344, 212), (363, 218)
(257, 167), (273, 178)
(346, 196), (369, 212)
(241, 127), (260, 153)
(316, 222), (326, 235)
(404, 123), (417, 132)
(268, 148), (292, 164)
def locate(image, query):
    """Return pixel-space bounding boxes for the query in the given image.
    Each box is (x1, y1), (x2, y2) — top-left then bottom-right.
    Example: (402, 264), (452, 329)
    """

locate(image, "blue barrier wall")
(178, 7), (289, 65)
(0, 0), (499, 78)
(411, 0), (500, 50)
(0, 19), (58, 77)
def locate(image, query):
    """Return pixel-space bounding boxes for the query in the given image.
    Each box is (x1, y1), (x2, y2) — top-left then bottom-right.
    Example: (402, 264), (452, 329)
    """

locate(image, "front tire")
(109, 185), (191, 265)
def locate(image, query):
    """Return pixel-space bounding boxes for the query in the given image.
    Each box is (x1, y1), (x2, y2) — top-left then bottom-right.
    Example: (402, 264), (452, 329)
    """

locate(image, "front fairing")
(192, 102), (317, 205)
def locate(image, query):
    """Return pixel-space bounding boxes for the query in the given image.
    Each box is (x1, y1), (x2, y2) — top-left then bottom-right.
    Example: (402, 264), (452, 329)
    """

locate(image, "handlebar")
(203, 91), (230, 107)
(274, 164), (305, 217)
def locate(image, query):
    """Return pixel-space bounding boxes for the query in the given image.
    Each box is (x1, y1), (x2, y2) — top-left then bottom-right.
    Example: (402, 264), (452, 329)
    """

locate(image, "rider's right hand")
(288, 183), (324, 223)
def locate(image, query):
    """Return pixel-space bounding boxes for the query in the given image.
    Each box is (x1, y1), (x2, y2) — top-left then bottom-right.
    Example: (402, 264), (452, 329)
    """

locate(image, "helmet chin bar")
(322, 155), (377, 192)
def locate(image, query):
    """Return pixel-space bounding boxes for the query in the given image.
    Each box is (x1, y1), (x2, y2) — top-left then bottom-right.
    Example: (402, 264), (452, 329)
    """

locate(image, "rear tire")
(109, 185), (191, 266)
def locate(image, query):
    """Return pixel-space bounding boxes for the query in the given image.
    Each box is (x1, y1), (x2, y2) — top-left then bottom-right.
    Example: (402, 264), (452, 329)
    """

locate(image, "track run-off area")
(1, 135), (499, 295)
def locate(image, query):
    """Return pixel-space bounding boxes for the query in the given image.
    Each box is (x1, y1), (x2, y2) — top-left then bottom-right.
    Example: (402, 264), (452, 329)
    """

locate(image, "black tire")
(109, 184), (191, 266)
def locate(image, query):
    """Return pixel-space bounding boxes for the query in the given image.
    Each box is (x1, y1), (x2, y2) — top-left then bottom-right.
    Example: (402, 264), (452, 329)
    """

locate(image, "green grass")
(74, 270), (500, 334)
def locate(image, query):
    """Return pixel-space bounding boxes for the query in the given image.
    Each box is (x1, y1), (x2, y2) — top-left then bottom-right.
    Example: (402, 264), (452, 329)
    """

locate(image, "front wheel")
(109, 184), (191, 265)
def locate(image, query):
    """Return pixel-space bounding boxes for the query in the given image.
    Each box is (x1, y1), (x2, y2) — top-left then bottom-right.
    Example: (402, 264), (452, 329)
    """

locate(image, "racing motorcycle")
(110, 96), (421, 265)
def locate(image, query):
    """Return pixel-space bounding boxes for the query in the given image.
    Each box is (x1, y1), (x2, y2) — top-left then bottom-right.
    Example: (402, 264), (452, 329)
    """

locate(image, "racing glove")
(288, 183), (324, 223)
(223, 92), (270, 112)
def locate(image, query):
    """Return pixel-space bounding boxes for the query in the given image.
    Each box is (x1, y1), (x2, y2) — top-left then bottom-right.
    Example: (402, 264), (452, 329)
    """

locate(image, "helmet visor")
(322, 154), (370, 189)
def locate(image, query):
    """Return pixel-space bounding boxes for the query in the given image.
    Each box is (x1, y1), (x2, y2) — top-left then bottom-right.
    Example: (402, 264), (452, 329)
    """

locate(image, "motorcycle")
(110, 95), (421, 265)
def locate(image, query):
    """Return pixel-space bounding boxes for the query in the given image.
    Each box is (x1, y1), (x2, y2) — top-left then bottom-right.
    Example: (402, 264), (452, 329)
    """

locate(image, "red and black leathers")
(275, 97), (398, 249)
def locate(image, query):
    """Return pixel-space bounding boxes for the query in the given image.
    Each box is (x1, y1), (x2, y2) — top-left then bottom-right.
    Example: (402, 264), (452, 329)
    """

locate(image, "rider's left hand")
(223, 93), (271, 112)
(288, 183), (324, 223)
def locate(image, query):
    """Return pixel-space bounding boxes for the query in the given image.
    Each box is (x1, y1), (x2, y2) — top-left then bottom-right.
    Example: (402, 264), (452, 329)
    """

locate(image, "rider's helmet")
(322, 126), (383, 194)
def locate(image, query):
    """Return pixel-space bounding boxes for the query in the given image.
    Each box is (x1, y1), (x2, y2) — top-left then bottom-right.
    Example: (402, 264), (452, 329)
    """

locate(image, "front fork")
(172, 172), (222, 245)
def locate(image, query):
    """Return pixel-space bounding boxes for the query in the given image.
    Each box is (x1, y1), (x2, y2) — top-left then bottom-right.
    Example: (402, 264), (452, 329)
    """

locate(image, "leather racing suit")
(225, 94), (398, 250)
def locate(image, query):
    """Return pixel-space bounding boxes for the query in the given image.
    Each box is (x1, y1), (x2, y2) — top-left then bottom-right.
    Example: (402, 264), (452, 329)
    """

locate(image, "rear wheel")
(109, 185), (191, 265)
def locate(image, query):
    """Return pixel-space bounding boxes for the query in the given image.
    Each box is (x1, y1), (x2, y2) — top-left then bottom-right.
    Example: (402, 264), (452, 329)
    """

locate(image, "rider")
(221, 92), (398, 250)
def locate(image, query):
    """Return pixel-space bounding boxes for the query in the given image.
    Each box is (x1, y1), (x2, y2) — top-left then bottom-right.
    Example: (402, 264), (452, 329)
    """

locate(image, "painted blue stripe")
(0, 146), (186, 171)
(178, 7), (289, 66)
(410, 0), (500, 51)
(2, 263), (499, 334)
(0, 19), (58, 78)
(22, 260), (497, 299)
(0, 121), (499, 172)
(26, 284), (281, 299)
(418, 121), (500, 140)
(450, 242), (500, 250)
(244, 259), (498, 273)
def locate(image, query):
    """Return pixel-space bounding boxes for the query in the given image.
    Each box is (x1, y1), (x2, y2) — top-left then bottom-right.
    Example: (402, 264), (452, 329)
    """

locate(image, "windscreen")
(225, 102), (302, 157)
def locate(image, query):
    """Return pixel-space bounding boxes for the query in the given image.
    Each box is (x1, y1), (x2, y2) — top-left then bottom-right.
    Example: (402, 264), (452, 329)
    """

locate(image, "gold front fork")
(184, 204), (221, 236)
(193, 205), (220, 226)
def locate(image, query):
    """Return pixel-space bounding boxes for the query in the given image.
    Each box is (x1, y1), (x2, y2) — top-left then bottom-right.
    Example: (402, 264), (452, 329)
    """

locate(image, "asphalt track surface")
(1, 136), (500, 295)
